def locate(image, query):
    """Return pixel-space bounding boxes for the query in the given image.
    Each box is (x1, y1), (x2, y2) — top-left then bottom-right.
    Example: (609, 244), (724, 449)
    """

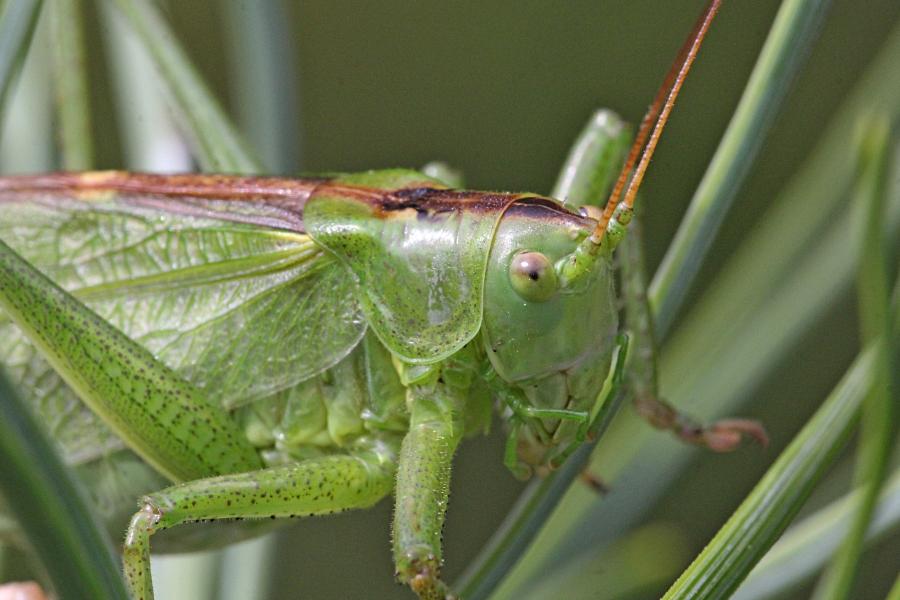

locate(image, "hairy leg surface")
(124, 442), (397, 600)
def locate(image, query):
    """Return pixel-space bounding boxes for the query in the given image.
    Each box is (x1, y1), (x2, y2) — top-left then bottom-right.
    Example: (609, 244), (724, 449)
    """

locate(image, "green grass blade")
(152, 551), (219, 600)
(456, 333), (629, 599)
(221, 0), (300, 173)
(812, 118), (898, 600)
(889, 573), (900, 600)
(661, 347), (873, 599)
(47, 0), (92, 169)
(99, 0), (191, 171)
(105, 0), (261, 173)
(0, 368), (128, 599)
(0, 0), (41, 111)
(0, 3), (52, 173)
(733, 465), (900, 599)
(218, 534), (278, 600)
(650, 0), (832, 336)
(521, 522), (690, 600)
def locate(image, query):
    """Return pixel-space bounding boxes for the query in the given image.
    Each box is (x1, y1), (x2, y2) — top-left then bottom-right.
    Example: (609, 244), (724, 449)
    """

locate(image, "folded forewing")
(0, 177), (364, 461)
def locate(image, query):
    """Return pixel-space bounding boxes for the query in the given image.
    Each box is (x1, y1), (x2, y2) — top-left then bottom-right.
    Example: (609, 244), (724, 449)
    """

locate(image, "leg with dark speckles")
(0, 238), (261, 483)
(393, 383), (464, 600)
(123, 442), (397, 600)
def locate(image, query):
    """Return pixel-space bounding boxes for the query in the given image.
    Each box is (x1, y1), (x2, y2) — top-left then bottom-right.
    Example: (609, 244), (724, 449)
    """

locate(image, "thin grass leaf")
(521, 522), (691, 600)
(455, 440), (613, 600)
(495, 21), (900, 595)
(421, 161), (465, 188)
(0, 368), (128, 600)
(733, 464), (900, 599)
(889, 573), (900, 600)
(99, 0), (190, 172)
(218, 534), (279, 600)
(99, 5), (218, 599)
(3, 3), (896, 596)
(650, 0), (832, 336)
(661, 346), (873, 599)
(456, 232), (630, 600)
(0, 0), (41, 111)
(105, 0), (260, 173)
(151, 551), (219, 600)
(0, 3), (52, 173)
(812, 117), (898, 600)
(665, 250), (900, 599)
(47, 0), (92, 169)
(221, 0), (300, 174)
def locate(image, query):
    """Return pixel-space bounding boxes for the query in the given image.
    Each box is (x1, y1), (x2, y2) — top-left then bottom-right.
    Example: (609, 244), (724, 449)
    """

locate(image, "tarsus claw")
(695, 418), (769, 452)
(633, 394), (768, 452)
(579, 470), (611, 494)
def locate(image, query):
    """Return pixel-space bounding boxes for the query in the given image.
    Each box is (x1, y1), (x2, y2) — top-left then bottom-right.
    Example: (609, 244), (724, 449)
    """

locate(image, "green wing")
(305, 170), (516, 363)
(0, 180), (364, 462)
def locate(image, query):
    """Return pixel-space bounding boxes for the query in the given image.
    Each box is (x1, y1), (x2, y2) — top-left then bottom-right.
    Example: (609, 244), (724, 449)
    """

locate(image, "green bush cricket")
(0, 1), (768, 598)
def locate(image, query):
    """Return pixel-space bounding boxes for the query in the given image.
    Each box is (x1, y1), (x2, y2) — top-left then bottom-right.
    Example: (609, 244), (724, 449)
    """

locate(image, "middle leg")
(619, 206), (768, 451)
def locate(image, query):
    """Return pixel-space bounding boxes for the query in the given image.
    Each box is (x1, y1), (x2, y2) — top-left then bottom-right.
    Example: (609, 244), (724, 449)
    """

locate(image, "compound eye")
(509, 251), (558, 302)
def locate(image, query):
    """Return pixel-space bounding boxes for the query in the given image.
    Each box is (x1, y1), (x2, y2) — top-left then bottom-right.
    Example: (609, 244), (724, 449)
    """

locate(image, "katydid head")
(482, 198), (617, 382)
(481, 197), (619, 470)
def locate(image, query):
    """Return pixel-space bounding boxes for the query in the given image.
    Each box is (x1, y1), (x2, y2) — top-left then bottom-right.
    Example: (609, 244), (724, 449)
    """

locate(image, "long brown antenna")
(592, 0), (722, 242)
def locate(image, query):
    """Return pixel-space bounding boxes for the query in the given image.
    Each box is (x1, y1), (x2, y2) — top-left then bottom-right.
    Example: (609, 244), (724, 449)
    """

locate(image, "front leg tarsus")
(619, 206), (767, 453)
(632, 393), (769, 451)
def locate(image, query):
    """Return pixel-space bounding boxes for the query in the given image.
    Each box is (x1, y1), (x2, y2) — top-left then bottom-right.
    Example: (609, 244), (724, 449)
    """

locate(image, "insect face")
(481, 196), (619, 466)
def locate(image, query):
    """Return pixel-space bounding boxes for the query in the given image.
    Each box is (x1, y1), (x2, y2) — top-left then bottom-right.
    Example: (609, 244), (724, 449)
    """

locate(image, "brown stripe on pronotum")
(317, 183), (518, 220)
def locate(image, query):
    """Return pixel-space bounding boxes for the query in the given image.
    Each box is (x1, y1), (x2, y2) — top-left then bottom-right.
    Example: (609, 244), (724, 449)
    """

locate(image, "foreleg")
(620, 208), (768, 450)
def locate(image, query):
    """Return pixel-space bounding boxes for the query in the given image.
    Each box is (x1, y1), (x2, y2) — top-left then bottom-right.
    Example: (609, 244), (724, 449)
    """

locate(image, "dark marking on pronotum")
(320, 183), (519, 221)
(318, 183), (596, 234)
(503, 196), (592, 230)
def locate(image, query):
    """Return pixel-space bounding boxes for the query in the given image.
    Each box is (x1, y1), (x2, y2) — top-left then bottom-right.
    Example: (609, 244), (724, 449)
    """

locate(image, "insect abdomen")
(238, 332), (410, 465)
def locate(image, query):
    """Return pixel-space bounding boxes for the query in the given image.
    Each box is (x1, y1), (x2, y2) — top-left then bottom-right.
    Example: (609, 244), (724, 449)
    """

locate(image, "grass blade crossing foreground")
(661, 347), (872, 599)
(733, 465), (900, 599)
(455, 112), (631, 598)
(665, 129), (900, 598)
(498, 21), (900, 593)
(0, 368), (128, 600)
(47, 0), (92, 169)
(221, 0), (300, 174)
(813, 117), (898, 600)
(649, 0), (832, 336)
(888, 573), (900, 600)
